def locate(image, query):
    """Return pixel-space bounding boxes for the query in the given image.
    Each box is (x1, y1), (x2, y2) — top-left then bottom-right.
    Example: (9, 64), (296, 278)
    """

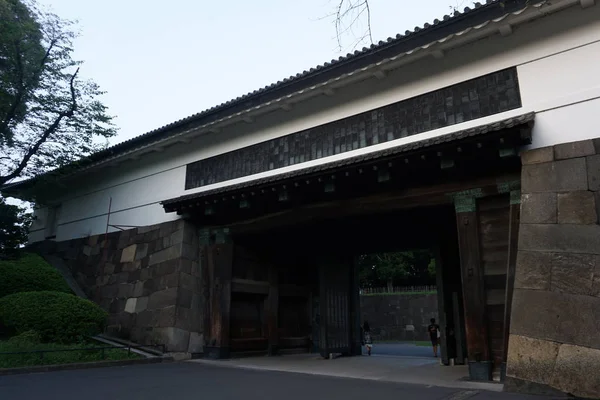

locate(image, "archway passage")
(164, 115), (532, 381)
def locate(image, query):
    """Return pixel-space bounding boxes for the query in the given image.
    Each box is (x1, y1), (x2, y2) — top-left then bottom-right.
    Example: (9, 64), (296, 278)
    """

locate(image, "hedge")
(0, 253), (72, 298)
(0, 291), (108, 343)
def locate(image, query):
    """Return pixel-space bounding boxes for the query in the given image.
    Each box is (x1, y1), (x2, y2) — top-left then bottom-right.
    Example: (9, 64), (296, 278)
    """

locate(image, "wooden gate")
(319, 259), (352, 358)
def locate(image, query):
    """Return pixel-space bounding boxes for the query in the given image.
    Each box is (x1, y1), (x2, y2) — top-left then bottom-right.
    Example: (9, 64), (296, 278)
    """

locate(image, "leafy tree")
(0, 0), (116, 187)
(0, 197), (31, 257)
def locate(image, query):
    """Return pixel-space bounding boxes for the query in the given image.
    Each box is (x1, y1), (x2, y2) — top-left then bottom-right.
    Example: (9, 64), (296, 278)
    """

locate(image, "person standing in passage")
(428, 318), (440, 357)
(363, 321), (373, 356)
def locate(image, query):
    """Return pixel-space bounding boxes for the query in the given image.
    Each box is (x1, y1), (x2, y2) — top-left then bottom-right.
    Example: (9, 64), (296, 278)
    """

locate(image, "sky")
(35, 0), (474, 146)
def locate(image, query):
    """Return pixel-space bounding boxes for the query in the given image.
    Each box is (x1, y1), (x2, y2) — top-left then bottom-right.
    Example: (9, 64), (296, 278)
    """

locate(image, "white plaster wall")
(30, 4), (600, 242)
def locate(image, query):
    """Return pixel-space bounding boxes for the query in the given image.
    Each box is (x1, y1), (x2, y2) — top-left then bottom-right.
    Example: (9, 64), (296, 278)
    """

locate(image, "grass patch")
(361, 291), (436, 296)
(0, 340), (142, 369)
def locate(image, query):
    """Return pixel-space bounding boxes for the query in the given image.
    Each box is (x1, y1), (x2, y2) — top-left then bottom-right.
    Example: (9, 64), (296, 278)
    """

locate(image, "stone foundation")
(505, 139), (600, 399)
(30, 220), (203, 355)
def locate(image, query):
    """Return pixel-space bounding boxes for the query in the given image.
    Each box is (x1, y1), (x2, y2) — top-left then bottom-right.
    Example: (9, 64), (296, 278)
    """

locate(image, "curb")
(0, 356), (174, 376)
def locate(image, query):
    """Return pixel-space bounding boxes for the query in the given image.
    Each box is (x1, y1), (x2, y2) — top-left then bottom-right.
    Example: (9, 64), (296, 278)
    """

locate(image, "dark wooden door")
(319, 260), (351, 358)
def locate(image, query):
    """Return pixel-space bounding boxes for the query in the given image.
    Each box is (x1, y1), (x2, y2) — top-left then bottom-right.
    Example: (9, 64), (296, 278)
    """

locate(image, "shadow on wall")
(360, 293), (438, 342)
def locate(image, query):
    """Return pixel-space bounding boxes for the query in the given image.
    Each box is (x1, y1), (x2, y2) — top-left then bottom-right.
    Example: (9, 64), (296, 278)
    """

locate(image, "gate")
(319, 258), (353, 358)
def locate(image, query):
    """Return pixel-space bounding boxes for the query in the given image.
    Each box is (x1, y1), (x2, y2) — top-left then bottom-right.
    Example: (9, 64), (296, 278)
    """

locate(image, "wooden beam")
(232, 278), (269, 295)
(267, 264), (279, 355)
(205, 233), (233, 359)
(434, 246), (449, 365)
(452, 191), (491, 380)
(501, 189), (521, 379)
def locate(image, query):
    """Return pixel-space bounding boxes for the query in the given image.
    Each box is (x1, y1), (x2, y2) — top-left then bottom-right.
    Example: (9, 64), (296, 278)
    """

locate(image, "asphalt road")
(0, 362), (557, 400)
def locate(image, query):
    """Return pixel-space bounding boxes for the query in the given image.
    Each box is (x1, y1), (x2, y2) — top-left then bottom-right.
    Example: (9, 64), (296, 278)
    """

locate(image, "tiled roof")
(161, 112), (535, 210)
(3, 0), (539, 193)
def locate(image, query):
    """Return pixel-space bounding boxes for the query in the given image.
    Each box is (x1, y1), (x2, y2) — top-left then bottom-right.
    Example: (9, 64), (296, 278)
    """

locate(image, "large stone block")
(520, 193), (557, 224)
(588, 154), (600, 192)
(518, 224), (600, 255)
(137, 306), (176, 328)
(135, 296), (149, 313)
(188, 332), (204, 354)
(117, 283), (134, 298)
(181, 243), (197, 261)
(175, 307), (191, 331)
(148, 245), (182, 266)
(510, 289), (600, 350)
(179, 272), (198, 292)
(514, 251), (552, 290)
(593, 259), (600, 297)
(551, 344), (600, 399)
(554, 139), (595, 160)
(121, 244), (137, 263)
(557, 191), (597, 224)
(506, 334), (559, 386)
(124, 298), (137, 313)
(147, 287), (178, 310)
(521, 158), (588, 193)
(135, 243), (149, 261)
(521, 147), (553, 165)
(177, 288), (193, 308)
(551, 253), (595, 296)
(132, 281), (144, 297)
(152, 327), (190, 352)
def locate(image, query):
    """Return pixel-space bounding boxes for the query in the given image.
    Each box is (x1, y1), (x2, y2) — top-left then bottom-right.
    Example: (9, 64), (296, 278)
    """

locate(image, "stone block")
(109, 298), (126, 313)
(551, 253), (594, 296)
(116, 271), (130, 284)
(510, 289), (600, 350)
(135, 243), (149, 261)
(121, 261), (141, 272)
(159, 222), (176, 239)
(551, 344), (600, 398)
(128, 269), (141, 283)
(137, 224), (159, 234)
(140, 268), (151, 281)
(179, 272), (197, 292)
(181, 243), (197, 261)
(96, 275), (110, 287)
(117, 283), (133, 298)
(594, 138), (600, 154)
(104, 263), (115, 275)
(121, 244), (137, 263)
(506, 334), (559, 386)
(101, 284), (119, 299)
(124, 298), (137, 313)
(132, 281), (144, 297)
(153, 327), (190, 352)
(143, 229), (160, 242)
(588, 154), (600, 191)
(554, 139), (595, 160)
(137, 306), (176, 328)
(180, 259), (192, 274)
(175, 307), (191, 331)
(191, 261), (201, 277)
(182, 222), (197, 245)
(557, 191), (597, 224)
(188, 332), (204, 353)
(148, 245), (182, 266)
(520, 193), (557, 224)
(592, 257), (600, 297)
(518, 224), (600, 255)
(514, 251), (552, 290)
(169, 228), (184, 246)
(177, 288), (193, 308)
(82, 245), (92, 256)
(521, 158), (588, 193)
(147, 287), (178, 310)
(135, 296), (149, 313)
(152, 259), (179, 278)
(521, 147), (553, 165)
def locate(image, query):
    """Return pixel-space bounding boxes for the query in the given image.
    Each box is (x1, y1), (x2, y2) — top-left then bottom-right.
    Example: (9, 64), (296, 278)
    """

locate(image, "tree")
(0, 0), (116, 187)
(0, 197), (32, 257)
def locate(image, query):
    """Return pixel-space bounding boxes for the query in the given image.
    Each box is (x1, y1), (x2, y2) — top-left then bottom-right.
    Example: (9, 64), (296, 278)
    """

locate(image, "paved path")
(0, 362), (563, 400)
(367, 342), (434, 358)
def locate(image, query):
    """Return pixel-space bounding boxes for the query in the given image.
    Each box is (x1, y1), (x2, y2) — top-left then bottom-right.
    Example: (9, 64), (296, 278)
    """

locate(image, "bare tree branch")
(333, 0), (374, 52)
(0, 67), (79, 186)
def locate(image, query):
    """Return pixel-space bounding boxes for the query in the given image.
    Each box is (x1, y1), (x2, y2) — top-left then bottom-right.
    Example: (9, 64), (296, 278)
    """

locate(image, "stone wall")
(31, 220), (203, 356)
(360, 293), (438, 342)
(505, 139), (600, 399)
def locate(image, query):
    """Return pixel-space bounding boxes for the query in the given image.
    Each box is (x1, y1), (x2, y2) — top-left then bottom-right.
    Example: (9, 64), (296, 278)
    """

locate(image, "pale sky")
(36, 0), (473, 146)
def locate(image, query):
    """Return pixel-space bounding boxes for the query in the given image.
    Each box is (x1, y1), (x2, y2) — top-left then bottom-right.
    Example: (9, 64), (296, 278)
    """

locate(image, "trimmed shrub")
(0, 253), (71, 298)
(0, 291), (108, 343)
(7, 330), (41, 345)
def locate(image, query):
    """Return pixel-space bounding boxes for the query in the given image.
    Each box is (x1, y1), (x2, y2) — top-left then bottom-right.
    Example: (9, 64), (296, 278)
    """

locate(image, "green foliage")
(358, 250), (436, 288)
(0, 291), (107, 343)
(7, 329), (41, 345)
(0, 339), (140, 368)
(0, 0), (116, 187)
(0, 197), (32, 256)
(427, 258), (436, 278)
(0, 252), (71, 298)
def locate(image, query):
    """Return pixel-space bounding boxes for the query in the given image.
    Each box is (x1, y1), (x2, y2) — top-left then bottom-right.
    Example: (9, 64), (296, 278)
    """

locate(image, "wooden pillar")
(452, 190), (491, 381)
(205, 228), (233, 359)
(434, 246), (449, 365)
(266, 263), (279, 355)
(349, 257), (362, 356)
(501, 188), (521, 381)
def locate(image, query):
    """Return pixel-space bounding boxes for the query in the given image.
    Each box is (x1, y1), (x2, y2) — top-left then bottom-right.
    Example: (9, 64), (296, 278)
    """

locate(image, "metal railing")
(0, 343), (166, 364)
